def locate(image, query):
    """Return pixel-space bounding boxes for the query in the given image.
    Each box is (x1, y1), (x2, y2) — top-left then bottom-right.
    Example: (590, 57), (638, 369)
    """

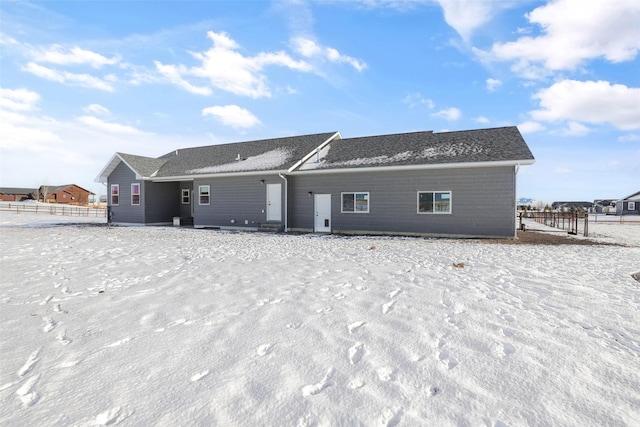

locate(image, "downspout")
(514, 164), (520, 238)
(279, 173), (288, 232)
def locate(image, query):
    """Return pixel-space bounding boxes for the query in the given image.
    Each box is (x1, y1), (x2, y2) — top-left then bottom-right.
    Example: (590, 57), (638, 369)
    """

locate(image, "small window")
(629, 201), (636, 211)
(418, 191), (451, 214)
(131, 183), (140, 206)
(182, 189), (190, 204)
(341, 192), (369, 213)
(199, 185), (210, 205)
(110, 184), (119, 206)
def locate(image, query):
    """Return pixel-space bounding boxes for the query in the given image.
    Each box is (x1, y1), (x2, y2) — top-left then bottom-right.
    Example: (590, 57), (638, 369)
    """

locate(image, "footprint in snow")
(381, 407), (403, 427)
(17, 349), (40, 377)
(348, 321), (366, 334)
(95, 406), (129, 425)
(495, 343), (516, 357)
(16, 374), (40, 407)
(39, 295), (53, 305)
(348, 342), (365, 365)
(381, 300), (396, 314)
(438, 349), (458, 370)
(53, 304), (67, 314)
(257, 344), (273, 356)
(376, 366), (396, 382)
(388, 289), (401, 298)
(106, 337), (131, 348)
(57, 329), (71, 345)
(190, 370), (209, 382)
(42, 317), (57, 333)
(302, 367), (334, 396)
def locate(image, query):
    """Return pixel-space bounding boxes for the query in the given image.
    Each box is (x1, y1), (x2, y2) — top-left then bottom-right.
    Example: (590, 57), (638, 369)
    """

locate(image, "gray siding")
(193, 175), (284, 228)
(108, 162), (145, 224)
(288, 166), (517, 237)
(144, 181), (180, 224)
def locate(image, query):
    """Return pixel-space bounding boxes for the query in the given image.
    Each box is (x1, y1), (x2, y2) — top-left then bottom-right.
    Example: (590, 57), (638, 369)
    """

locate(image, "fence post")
(584, 213), (588, 237)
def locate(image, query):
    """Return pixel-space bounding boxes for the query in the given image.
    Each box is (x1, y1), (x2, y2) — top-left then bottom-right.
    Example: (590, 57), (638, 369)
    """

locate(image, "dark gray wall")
(288, 166), (517, 237)
(193, 174), (284, 228)
(144, 181), (180, 223)
(108, 162), (145, 224)
(179, 184), (194, 218)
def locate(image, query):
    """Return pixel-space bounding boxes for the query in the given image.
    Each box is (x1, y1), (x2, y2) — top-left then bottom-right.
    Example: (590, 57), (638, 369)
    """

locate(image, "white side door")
(314, 194), (331, 232)
(266, 183), (282, 221)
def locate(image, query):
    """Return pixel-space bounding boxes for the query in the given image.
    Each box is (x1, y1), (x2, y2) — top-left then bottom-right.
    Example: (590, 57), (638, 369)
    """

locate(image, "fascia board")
(287, 131), (342, 173)
(288, 159), (535, 175)
(150, 169), (288, 182)
(94, 153), (145, 182)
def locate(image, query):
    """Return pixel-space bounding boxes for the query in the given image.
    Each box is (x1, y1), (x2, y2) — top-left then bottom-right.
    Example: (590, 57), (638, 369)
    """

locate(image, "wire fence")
(0, 202), (107, 218)
(519, 211), (588, 236)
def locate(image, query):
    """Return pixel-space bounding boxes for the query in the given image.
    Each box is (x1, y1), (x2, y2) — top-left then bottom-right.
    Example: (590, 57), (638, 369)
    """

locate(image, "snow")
(186, 148), (292, 174)
(1, 211), (639, 426)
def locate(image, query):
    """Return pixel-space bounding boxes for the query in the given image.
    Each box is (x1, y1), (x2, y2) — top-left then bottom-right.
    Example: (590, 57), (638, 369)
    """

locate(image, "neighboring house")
(615, 191), (640, 215)
(41, 184), (94, 206)
(0, 187), (38, 202)
(593, 199), (616, 214)
(95, 126), (535, 238)
(551, 201), (594, 211)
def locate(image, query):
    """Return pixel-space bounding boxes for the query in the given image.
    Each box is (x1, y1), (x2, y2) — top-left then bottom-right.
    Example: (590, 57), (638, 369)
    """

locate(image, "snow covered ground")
(1, 212), (639, 426)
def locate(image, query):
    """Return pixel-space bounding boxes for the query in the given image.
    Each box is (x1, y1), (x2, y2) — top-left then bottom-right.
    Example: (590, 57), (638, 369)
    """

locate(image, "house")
(95, 126), (535, 238)
(0, 187), (38, 202)
(40, 184), (94, 205)
(593, 199), (616, 214)
(615, 191), (640, 216)
(551, 201), (594, 212)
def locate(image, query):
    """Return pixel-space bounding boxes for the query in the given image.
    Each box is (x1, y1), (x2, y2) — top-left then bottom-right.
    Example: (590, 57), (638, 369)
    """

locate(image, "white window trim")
(629, 201), (636, 210)
(417, 191), (452, 214)
(131, 183), (140, 206)
(341, 192), (370, 213)
(181, 189), (190, 204)
(199, 185), (210, 205)
(110, 184), (119, 206)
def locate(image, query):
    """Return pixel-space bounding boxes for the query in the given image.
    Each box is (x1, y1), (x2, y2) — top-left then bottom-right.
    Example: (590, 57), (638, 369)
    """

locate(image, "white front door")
(314, 194), (331, 232)
(266, 183), (282, 221)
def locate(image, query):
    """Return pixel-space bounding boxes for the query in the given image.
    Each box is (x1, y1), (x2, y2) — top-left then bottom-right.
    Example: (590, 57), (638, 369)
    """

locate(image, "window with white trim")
(341, 192), (369, 213)
(417, 191), (451, 214)
(629, 201), (636, 210)
(199, 185), (210, 205)
(131, 183), (140, 206)
(182, 189), (190, 204)
(110, 184), (119, 206)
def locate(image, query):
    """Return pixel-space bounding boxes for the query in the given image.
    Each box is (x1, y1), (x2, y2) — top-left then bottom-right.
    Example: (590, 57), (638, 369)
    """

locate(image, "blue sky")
(1, 0), (638, 203)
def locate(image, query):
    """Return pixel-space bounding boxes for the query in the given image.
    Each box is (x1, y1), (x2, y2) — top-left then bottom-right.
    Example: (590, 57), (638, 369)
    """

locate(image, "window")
(110, 184), (119, 206)
(131, 183), (140, 206)
(341, 192), (369, 213)
(182, 189), (190, 204)
(629, 201), (636, 210)
(199, 185), (210, 205)
(418, 191), (451, 214)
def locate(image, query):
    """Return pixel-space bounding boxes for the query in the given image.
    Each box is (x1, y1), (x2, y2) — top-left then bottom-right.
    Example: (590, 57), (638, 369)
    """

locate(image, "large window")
(182, 189), (190, 204)
(110, 184), (119, 206)
(199, 185), (210, 205)
(417, 191), (451, 214)
(629, 202), (636, 211)
(131, 183), (140, 206)
(341, 192), (369, 213)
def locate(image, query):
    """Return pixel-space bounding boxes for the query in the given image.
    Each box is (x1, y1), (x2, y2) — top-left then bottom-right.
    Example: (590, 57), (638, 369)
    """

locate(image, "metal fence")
(519, 211), (588, 236)
(0, 202), (107, 218)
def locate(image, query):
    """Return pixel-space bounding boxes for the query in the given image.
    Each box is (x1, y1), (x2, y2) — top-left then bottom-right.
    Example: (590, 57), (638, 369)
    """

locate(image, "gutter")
(279, 173), (289, 232)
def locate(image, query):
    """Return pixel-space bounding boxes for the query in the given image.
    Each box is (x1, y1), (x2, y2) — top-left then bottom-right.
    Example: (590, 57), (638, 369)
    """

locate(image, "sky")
(1, 0), (638, 203)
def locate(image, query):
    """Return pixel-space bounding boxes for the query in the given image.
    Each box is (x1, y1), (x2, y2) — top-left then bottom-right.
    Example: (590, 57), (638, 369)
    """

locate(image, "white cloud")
(554, 167), (571, 174)
(479, 0), (640, 76)
(402, 92), (435, 109)
(291, 37), (367, 72)
(486, 78), (502, 92)
(28, 45), (120, 68)
(530, 80), (640, 131)
(561, 121), (590, 136)
(154, 61), (212, 96)
(0, 87), (40, 111)
(431, 107), (461, 121)
(22, 62), (115, 91)
(202, 105), (261, 129)
(473, 116), (490, 124)
(619, 133), (640, 142)
(517, 121), (545, 134)
(77, 116), (147, 135)
(434, 0), (500, 42)
(84, 104), (110, 115)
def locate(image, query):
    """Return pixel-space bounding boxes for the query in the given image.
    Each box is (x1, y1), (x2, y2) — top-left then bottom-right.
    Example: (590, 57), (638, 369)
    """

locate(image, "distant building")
(0, 187), (38, 202)
(616, 191), (640, 216)
(551, 201), (594, 211)
(40, 184), (94, 206)
(593, 199), (616, 214)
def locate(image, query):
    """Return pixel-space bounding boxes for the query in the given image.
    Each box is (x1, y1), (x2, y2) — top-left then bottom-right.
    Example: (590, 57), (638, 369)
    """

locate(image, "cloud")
(561, 121), (590, 136)
(434, 0), (501, 42)
(478, 0), (640, 76)
(619, 133), (640, 143)
(84, 104), (110, 115)
(202, 105), (261, 129)
(153, 30), (313, 98)
(530, 80), (640, 131)
(402, 92), (435, 109)
(517, 120), (545, 134)
(0, 87), (40, 111)
(431, 107), (461, 121)
(486, 78), (501, 92)
(473, 116), (490, 124)
(77, 116), (148, 135)
(291, 37), (367, 72)
(22, 62), (115, 91)
(28, 45), (120, 68)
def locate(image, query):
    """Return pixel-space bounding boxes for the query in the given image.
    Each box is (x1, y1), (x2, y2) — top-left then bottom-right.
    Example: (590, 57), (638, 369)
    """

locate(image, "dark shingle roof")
(154, 132), (337, 177)
(317, 126), (534, 170)
(0, 187), (38, 194)
(118, 154), (168, 178)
